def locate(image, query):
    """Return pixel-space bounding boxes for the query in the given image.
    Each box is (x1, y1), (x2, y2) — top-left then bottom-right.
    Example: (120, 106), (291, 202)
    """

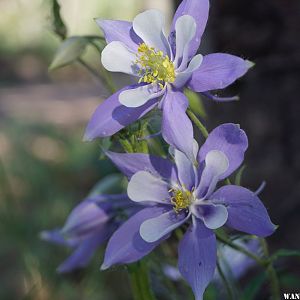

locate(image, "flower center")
(135, 43), (175, 88)
(170, 188), (192, 213)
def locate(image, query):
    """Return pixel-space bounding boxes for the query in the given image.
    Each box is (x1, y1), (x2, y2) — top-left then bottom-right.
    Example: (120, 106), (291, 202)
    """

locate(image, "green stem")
(127, 261), (156, 300)
(217, 261), (234, 300)
(225, 178), (231, 185)
(259, 238), (280, 300)
(186, 108), (209, 138)
(78, 58), (104, 81)
(215, 232), (264, 266)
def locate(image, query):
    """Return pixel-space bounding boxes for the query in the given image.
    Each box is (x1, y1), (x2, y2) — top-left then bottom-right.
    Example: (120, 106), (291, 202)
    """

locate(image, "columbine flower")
(84, 0), (253, 161)
(100, 124), (275, 300)
(40, 194), (133, 273)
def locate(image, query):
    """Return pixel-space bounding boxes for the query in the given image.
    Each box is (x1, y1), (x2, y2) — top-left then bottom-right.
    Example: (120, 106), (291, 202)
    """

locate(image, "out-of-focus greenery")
(0, 117), (135, 300)
(0, 0), (142, 56)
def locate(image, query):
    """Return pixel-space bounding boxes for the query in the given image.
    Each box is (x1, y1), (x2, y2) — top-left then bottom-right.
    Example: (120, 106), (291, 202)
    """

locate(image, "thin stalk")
(225, 178), (231, 185)
(217, 261), (234, 300)
(77, 58), (116, 94)
(187, 108), (209, 138)
(77, 58), (104, 82)
(128, 264), (143, 300)
(127, 261), (156, 300)
(259, 238), (280, 300)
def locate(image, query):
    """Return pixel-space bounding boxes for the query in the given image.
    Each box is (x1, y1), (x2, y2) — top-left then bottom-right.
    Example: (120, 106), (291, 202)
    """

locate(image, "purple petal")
(188, 53), (253, 92)
(62, 199), (109, 239)
(170, 0), (210, 59)
(101, 206), (169, 269)
(178, 219), (216, 300)
(57, 228), (111, 273)
(127, 171), (171, 205)
(40, 229), (79, 248)
(211, 185), (276, 237)
(198, 123), (248, 179)
(173, 54), (203, 88)
(84, 86), (158, 141)
(140, 209), (188, 243)
(106, 151), (175, 180)
(162, 89), (195, 163)
(192, 203), (228, 230)
(96, 20), (142, 52)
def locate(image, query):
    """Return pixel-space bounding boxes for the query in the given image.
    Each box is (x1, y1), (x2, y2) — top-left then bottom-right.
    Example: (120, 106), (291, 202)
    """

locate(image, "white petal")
(173, 140), (199, 190)
(192, 203), (228, 229)
(101, 41), (137, 75)
(196, 150), (229, 200)
(133, 9), (169, 54)
(119, 84), (164, 108)
(140, 210), (188, 243)
(173, 54), (203, 88)
(174, 15), (197, 69)
(205, 150), (229, 175)
(127, 171), (171, 205)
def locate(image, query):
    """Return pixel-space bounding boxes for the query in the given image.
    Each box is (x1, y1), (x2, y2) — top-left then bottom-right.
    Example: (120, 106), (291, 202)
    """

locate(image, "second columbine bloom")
(101, 123), (275, 300)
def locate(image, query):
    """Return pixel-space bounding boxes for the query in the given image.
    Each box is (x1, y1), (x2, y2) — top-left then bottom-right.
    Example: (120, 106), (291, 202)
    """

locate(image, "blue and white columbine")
(84, 0), (253, 162)
(100, 124), (275, 300)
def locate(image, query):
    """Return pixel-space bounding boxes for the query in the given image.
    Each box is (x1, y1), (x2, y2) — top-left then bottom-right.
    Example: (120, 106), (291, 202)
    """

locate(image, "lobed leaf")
(49, 36), (90, 70)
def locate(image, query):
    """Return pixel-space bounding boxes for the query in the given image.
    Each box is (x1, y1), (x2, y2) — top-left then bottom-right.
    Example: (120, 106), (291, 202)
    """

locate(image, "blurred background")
(0, 0), (299, 299)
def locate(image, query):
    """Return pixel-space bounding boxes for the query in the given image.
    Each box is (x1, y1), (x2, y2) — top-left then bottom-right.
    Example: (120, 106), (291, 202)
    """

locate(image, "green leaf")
(280, 274), (300, 288)
(271, 249), (300, 261)
(49, 36), (90, 70)
(51, 0), (67, 39)
(235, 165), (246, 186)
(88, 174), (125, 196)
(184, 89), (207, 119)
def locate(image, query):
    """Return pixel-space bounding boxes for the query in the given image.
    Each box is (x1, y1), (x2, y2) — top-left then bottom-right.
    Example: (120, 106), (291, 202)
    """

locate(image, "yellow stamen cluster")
(135, 43), (175, 88)
(170, 188), (192, 213)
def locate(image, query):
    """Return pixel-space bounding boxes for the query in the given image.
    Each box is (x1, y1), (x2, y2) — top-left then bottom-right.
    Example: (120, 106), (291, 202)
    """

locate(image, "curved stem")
(77, 58), (104, 82)
(259, 238), (281, 300)
(215, 232), (264, 266)
(186, 108), (209, 138)
(77, 58), (116, 94)
(128, 261), (157, 300)
(217, 261), (234, 300)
